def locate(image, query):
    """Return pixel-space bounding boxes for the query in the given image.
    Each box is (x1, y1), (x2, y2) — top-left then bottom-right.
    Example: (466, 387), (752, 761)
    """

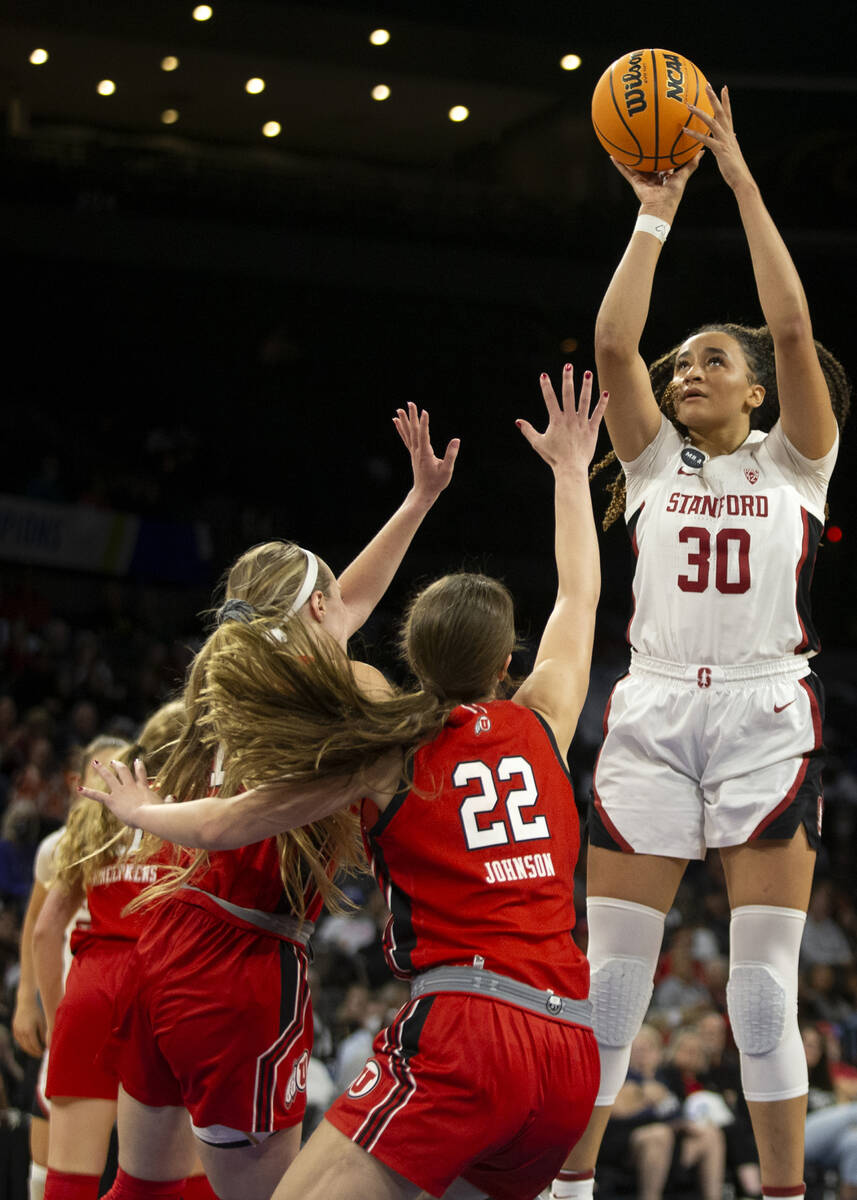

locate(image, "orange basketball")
(591, 48), (714, 173)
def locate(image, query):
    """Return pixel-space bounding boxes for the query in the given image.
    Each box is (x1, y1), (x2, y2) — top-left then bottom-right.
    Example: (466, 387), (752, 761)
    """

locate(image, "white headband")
(287, 548), (319, 615)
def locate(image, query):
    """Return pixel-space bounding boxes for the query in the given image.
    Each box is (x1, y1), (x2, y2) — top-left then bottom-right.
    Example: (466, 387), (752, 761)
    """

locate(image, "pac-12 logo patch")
(680, 446), (707, 471)
(744, 467), (759, 485)
(284, 1050), (309, 1106)
(347, 1058), (381, 1099)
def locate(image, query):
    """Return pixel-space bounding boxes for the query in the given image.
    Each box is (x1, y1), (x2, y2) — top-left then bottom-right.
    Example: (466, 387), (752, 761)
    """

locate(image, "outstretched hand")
(516, 365), (608, 471)
(393, 402), (460, 506)
(78, 758), (166, 830)
(684, 84), (753, 192)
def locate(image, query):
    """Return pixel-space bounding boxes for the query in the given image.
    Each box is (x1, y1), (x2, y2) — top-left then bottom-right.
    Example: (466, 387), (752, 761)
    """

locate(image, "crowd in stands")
(0, 594), (856, 1199)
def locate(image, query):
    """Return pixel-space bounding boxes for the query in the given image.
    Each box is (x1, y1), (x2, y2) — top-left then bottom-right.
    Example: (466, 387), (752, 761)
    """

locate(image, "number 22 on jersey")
(453, 757), (550, 851)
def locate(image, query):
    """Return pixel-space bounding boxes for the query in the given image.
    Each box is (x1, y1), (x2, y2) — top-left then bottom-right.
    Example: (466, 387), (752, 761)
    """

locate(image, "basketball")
(591, 48), (714, 173)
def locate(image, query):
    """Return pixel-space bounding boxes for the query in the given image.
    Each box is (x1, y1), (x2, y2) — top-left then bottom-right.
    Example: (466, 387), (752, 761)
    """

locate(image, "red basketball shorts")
(110, 901), (313, 1139)
(327, 992), (599, 1200)
(46, 940), (132, 1101)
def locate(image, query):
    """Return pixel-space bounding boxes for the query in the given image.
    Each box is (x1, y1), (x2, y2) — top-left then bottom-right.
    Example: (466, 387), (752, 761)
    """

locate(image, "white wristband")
(634, 213), (671, 244)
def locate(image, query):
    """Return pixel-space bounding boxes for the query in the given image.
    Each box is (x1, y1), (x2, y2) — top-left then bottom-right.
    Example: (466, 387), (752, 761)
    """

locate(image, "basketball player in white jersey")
(550, 84), (850, 1200)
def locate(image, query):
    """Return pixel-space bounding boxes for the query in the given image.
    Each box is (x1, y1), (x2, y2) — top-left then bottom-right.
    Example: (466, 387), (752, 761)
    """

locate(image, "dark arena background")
(1, 2), (856, 1195)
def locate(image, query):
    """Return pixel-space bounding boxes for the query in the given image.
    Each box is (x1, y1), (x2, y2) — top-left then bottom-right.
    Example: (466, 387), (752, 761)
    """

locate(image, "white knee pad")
(586, 897), (665, 1105)
(726, 905), (807, 1102)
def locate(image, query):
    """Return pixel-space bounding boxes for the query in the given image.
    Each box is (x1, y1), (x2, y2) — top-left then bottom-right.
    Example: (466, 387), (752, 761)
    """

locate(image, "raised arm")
(595, 154), (703, 462)
(338, 404), (459, 637)
(78, 754), (399, 850)
(513, 366), (608, 752)
(685, 85), (837, 458)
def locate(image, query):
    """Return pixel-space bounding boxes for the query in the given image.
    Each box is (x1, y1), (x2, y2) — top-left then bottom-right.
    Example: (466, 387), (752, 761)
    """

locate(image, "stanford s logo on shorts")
(347, 1058), (382, 1099)
(697, 667), (711, 689)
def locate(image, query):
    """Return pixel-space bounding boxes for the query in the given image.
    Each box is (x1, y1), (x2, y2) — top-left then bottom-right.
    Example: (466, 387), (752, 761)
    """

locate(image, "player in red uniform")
(32, 713), (215, 1200)
(77, 404), (458, 1200)
(83, 364), (608, 1200)
(13, 737), (124, 1200)
(548, 87), (851, 1200)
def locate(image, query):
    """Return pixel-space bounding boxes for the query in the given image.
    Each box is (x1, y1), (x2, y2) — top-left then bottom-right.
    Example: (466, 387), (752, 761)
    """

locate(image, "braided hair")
(591, 324), (851, 529)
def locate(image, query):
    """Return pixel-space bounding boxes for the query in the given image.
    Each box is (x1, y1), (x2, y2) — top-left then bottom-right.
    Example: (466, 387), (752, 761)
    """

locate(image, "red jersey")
(361, 700), (589, 998)
(170, 749), (324, 938)
(177, 839), (324, 935)
(70, 839), (162, 955)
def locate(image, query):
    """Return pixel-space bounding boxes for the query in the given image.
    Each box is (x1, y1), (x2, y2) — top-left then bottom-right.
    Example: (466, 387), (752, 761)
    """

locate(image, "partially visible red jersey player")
(33, 716), (216, 1200)
(83, 365), (607, 1200)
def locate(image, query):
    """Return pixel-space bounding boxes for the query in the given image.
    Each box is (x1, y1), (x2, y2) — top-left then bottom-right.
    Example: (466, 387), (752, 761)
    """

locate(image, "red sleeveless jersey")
(70, 847), (162, 954)
(361, 700), (589, 998)
(170, 749), (324, 935)
(178, 839), (324, 931)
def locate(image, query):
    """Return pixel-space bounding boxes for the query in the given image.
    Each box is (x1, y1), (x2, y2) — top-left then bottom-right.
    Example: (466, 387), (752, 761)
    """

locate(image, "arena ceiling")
(1, 0), (854, 221)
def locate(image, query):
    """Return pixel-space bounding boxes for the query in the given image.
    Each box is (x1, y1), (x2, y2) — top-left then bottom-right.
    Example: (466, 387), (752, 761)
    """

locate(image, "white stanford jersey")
(621, 416), (838, 666)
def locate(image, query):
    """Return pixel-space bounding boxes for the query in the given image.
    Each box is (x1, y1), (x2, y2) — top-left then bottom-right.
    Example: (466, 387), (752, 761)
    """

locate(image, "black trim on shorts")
(253, 941), (305, 1131)
(355, 997), (435, 1151)
(585, 790), (629, 852)
(755, 751), (824, 851)
(755, 671), (826, 851)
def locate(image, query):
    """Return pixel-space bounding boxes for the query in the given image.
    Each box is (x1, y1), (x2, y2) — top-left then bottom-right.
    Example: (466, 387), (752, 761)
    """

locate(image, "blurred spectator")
(803, 880), (854, 968)
(7, 739), (67, 823)
(599, 1023), (727, 1200)
(651, 932), (713, 1028)
(694, 1009), (761, 1199)
(803, 1021), (857, 1200)
(0, 804), (41, 914)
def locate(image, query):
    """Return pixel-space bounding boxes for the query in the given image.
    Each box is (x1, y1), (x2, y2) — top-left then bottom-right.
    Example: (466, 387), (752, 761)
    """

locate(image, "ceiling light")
(448, 105), (469, 123)
(29, 49), (49, 65)
(97, 80), (116, 96)
(371, 84), (390, 101)
(369, 29), (390, 45)
(161, 56), (180, 72)
(560, 54), (582, 71)
(245, 78), (265, 94)
(262, 121), (281, 138)
(161, 109), (180, 125)
(192, 5), (213, 21)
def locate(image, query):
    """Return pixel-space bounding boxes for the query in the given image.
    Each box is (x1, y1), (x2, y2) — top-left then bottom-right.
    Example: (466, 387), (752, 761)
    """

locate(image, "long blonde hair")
(134, 541), (365, 919)
(183, 571), (517, 798)
(53, 735), (132, 890)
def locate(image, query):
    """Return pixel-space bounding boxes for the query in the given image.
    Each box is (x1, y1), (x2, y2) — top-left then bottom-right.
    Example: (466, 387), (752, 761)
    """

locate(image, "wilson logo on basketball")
(347, 1058), (382, 1099)
(284, 1051), (309, 1107)
(622, 52), (647, 116)
(744, 468), (759, 485)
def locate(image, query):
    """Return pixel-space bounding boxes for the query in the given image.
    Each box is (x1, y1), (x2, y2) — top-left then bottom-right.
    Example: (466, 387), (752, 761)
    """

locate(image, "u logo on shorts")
(347, 1059), (382, 1099)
